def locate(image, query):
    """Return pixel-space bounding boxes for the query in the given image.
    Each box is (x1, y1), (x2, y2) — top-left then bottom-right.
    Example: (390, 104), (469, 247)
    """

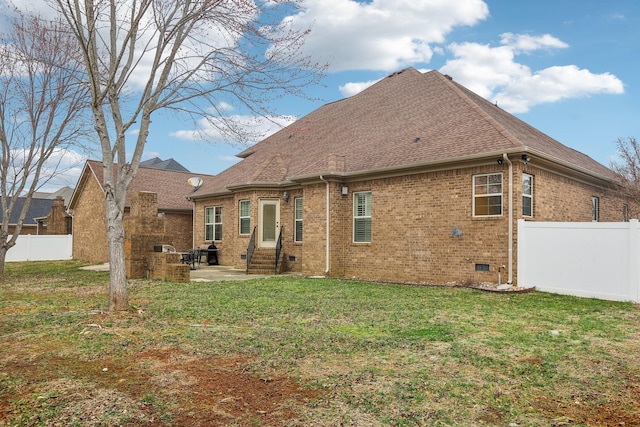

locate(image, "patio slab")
(189, 264), (274, 282)
(81, 262), (278, 282)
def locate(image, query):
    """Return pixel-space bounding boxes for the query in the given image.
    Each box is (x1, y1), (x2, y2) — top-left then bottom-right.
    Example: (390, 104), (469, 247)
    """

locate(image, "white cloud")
(339, 79), (382, 97)
(499, 32), (569, 53)
(217, 102), (235, 112)
(170, 114), (297, 145)
(286, 0), (489, 72)
(440, 33), (624, 113)
(32, 148), (87, 192)
(495, 65), (624, 113)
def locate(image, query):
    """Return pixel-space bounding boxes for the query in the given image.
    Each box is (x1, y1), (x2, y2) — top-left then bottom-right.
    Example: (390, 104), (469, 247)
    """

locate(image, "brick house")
(189, 68), (626, 286)
(0, 197), (56, 235)
(68, 160), (213, 263)
(0, 187), (73, 236)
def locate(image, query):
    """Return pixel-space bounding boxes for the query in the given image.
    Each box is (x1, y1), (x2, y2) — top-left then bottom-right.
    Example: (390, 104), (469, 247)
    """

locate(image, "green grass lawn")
(1, 261), (639, 426)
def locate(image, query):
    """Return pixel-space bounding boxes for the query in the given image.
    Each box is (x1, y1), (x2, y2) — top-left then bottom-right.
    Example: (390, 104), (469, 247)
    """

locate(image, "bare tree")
(0, 10), (90, 279)
(48, 0), (325, 311)
(610, 137), (640, 218)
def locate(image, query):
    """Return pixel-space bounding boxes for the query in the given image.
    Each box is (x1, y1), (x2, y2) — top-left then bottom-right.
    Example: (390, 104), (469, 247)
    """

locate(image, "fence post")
(517, 219), (527, 287)
(629, 219), (639, 303)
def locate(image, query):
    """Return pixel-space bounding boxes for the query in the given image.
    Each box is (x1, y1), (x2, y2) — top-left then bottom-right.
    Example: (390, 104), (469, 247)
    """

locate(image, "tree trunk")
(105, 192), (128, 312)
(0, 245), (7, 282)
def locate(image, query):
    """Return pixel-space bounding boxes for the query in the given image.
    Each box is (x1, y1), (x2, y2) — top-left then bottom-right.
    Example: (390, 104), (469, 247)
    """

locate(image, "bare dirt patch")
(0, 347), (323, 426)
(533, 388), (640, 426)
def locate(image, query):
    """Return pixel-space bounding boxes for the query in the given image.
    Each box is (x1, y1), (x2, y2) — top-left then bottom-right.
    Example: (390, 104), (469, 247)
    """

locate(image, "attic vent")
(444, 74), (453, 81)
(387, 69), (405, 78)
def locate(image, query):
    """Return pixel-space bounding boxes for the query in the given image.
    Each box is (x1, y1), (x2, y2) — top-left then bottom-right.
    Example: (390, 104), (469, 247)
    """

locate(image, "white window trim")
(473, 173), (503, 217)
(205, 206), (223, 241)
(353, 191), (372, 243)
(522, 173), (533, 217)
(239, 200), (250, 235)
(294, 197), (303, 243)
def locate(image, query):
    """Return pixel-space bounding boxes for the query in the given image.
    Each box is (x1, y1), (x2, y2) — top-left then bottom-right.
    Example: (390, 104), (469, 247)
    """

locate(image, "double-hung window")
(294, 197), (303, 242)
(522, 173), (533, 217)
(473, 173), (503, 216)
(239, 200), (250, 235)
(205, 206), (223, 241)
(353, 191), (372, 243)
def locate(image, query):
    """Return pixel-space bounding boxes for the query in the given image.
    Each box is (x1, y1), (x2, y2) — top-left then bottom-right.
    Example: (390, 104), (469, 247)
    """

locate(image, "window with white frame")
(239, 200), (250, 235)
(591, 196), (599, 222)
(522, 173), (533, 217)
(205, 206), (223, 241)
(473, 173), (503, 216)
(294, 197), (303, 242)
(353, 191), (372, 243)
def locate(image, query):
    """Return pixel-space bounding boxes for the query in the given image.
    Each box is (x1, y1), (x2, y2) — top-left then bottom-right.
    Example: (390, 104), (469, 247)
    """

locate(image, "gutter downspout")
(191, 197), (196, 249)
(319, 175), (330, 274)
(503, 153), (513, 284)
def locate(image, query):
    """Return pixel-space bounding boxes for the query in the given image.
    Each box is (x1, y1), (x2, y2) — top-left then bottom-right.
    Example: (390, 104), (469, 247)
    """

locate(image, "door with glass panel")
(258, 199), (280, 248)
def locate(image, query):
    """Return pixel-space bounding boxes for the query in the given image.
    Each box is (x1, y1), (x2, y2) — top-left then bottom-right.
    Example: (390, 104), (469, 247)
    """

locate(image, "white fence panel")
(518, 219), (639, 303)
(6, 235), (73, 262)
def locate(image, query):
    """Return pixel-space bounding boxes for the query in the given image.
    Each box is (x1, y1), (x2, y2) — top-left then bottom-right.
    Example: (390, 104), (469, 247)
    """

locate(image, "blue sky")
(36, 0), (640, 188)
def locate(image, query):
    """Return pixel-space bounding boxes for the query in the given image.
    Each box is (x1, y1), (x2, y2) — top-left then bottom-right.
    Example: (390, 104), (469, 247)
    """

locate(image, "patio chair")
(180, 249), (198, 270)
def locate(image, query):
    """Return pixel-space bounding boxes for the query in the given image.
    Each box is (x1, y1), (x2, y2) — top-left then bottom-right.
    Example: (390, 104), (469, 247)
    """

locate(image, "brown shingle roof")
(194, 68), (617, 197)
(84, 160), (214, 210)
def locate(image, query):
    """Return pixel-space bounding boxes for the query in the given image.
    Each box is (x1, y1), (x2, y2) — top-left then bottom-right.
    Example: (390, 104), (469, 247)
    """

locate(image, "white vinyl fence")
(518, 219), (639, 303)
(6, 235), (73, 262)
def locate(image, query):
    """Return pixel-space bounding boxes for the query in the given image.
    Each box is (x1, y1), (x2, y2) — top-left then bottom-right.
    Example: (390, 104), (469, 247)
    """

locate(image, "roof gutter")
(319, 175), (330, 275)
(289, 148), (619, 186)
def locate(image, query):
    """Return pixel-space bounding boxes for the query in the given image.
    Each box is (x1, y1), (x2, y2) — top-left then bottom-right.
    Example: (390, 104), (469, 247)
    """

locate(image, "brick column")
(125, 192), (166, 278)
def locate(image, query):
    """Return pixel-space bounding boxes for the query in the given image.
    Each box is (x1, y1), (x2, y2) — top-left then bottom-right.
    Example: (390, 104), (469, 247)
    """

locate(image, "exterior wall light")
(283, 191), (290, 203)
(522, 154), (531, 164)
(341, 186), (349, 196)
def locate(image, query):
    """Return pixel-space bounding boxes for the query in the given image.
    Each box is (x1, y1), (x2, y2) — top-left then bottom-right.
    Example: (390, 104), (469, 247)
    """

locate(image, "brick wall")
(193, 161), (626, 286)
(46, 197), (72, 235)
(192, 194), (235, 267)
(124, 192), (165, 278)
(7, 225), (38, 236)
(73, 175), (194, 264)
(72, 174), (109, 263)
(192, 190), (305, 271)
(163, 212), (193, 251)
(524, 165), (624, 222)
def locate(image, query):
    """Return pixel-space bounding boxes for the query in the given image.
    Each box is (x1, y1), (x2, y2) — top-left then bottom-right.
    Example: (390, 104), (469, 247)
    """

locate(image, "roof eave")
(188, 181), (296, 200)
(524, 148), (620, 186)
(191, 150), (619, 200)
(287, 149), (619, 186)
(290, 150), (525, 183)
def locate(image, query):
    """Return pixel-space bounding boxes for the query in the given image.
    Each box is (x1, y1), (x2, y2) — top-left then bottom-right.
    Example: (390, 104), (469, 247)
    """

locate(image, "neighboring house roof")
(68, 160), (214, 211)
(0, 197), (54, 225)
(193, 68), (618, 198)
(32, 186), (74, 204)
(140, 157), (190, 172)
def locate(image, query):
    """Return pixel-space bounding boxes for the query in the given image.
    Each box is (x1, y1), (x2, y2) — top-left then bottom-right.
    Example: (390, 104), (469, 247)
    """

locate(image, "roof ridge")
(437, 73), (523, 150)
